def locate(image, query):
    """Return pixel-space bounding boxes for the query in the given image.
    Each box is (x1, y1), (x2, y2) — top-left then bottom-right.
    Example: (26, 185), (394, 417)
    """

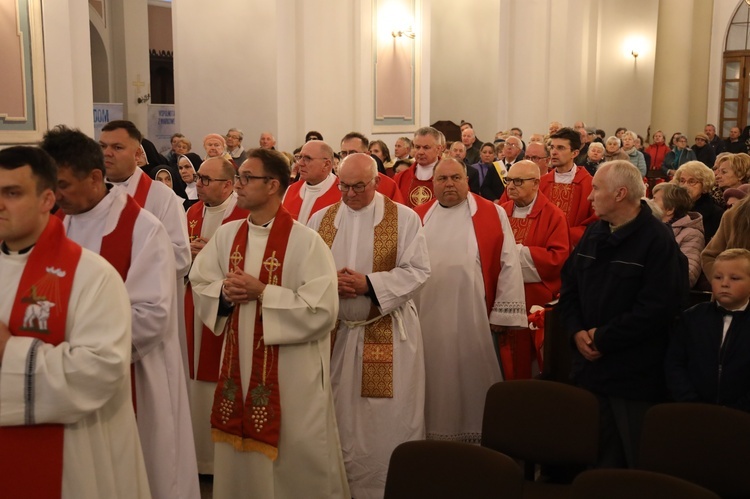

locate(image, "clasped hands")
(222, 267), (265, 304)
(574, 328), (601, 361)
(337, 267), (368, 299)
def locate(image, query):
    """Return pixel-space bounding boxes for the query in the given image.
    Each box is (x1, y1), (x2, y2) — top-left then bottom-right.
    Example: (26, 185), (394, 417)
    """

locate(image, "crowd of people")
(0, 117), (749, 498)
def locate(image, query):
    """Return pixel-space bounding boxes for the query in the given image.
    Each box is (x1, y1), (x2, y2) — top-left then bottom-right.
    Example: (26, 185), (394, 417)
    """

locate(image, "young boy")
(666, 248), (750, 411)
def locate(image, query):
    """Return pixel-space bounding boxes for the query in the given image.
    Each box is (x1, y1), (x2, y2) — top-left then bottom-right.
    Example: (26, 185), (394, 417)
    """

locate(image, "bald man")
(283, 140), (340, 223)
(499, 161), (571, 379)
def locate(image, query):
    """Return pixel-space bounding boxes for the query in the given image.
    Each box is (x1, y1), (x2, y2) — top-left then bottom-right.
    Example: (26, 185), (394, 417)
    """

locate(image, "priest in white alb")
(0, 146), (152, 498)
(189, 148), (349, 499)
(41, 127), (200, 499)
(100, 120), (192, 377)
(414, 157), (527, 444)
(308, 153), (430, 499)
(185, 156), (248, 474)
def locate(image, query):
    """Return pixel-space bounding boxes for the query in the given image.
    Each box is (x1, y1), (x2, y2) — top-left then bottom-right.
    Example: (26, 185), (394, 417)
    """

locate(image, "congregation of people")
(1, 116), (750, 499)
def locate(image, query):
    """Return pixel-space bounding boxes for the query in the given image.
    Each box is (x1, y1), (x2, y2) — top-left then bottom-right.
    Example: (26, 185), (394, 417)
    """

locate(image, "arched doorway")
(89, 21), (109, 102)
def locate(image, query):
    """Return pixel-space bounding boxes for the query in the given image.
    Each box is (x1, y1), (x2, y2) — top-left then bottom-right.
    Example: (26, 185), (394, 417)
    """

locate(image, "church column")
(652, 0), (713, 138)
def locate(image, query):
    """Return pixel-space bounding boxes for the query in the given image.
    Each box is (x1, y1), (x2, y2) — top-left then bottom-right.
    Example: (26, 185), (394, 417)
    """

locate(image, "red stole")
(132, 170), (153, 207)
(282, 177), (341, 221)
(415, 194), (503, 315)
(98, 195), (141, 412)
(185, 201), (249, 381)
(211, 207), (294, 460)
(0, 216), (81, 499)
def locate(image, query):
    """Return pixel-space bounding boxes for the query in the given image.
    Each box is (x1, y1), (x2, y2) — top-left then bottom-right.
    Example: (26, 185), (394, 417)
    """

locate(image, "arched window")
(721, 1), (750, 136)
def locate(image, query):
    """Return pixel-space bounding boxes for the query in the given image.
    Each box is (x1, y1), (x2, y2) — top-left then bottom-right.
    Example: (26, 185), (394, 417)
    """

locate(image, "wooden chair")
(384, 440), (523, 499)
(482, 380), (599, 498)
(571, 469), (720, 499)
(638, 403), (750, 499)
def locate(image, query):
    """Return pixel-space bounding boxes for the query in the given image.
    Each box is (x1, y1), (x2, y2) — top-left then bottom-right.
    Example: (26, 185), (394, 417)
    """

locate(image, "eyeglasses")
(226, 134), (241, 140)
(234, 173), (273, 186)
(196, 174), (231, 186)
(524, 156), (548, 162)
(293, 154), (328, 164)
(678, 177), (700, 186)
(339, 150), (361, 158)
(338, 178), (375, 193)
(505, 177), (537, 186)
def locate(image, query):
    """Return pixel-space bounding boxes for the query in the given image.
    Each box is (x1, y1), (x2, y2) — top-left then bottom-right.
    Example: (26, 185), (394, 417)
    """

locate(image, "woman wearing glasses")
(672, 161), (724, 241)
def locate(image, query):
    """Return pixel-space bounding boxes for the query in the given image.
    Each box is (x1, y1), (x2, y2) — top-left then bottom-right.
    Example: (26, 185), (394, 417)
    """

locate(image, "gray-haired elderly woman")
(672, 161), (723, 241)
(662, 134), (697, 178)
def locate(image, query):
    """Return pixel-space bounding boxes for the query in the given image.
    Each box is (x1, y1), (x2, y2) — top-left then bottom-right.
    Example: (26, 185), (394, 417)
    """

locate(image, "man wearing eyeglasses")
(523, 141), (551, 176)
(500, 136), (524, 169)
(41, 126), (201, 499)
(185, 156), (249, 475)
(539, 127), (597, 246)
(498, 161), (571, 380)
(308, 153), (429, 499)
(226, 128), (247, 165)
(282, 140), (340, 223)
(340, 132), (404, 204)
(414, 157), (527, 445)
(190, 148), (349, 499)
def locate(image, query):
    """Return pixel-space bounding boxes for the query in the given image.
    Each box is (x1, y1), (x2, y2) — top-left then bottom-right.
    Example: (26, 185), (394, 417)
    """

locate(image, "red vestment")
(185, 200), (249, 380)
(376, 172), (405, 204)
(394, 165), (434, 209)
(282, 176), (341, 221)
(538, 167), (596, 245)
(499, 193), (571, 379)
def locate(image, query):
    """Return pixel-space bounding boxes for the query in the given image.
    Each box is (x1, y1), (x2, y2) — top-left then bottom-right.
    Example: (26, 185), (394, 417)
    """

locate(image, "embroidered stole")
(185, 201), (248, 381)
(132, 170), (153, 208)
(211, 207), (294, 460)
(0, 216), (81, 499)
(317, 198), (399, 398)
(549, 182), (575, 219)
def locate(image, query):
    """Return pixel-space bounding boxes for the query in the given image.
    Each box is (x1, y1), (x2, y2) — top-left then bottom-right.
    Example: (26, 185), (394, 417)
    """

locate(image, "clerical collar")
(438, 198), (468, 209)
(513, 194), (537, 218)
(1, 241), (34, 255)
(554, 164), (577, 184)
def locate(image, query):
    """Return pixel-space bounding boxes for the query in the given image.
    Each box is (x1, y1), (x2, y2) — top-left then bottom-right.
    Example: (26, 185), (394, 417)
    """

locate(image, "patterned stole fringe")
(317, 199), (399, 398)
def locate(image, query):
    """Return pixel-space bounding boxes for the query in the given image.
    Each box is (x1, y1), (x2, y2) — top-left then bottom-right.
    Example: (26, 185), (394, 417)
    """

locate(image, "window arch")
(721, 1), (750, 136)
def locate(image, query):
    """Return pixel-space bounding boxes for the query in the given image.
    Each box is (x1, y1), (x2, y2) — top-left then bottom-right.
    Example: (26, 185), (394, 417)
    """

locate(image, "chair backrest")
(638, 403), (750, 499)
(481, 380), (599, 467)
(571, 469), (720, 499)
(384, 440), (523, 499)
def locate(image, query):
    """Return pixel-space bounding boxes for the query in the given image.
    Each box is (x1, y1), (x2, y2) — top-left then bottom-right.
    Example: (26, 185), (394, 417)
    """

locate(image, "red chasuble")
(376, 172), (405, 204)
(415, 193), (504, 314)
(0, 216), (82, 499)
(394, 165), (435, 209)
(499, 194), (572, 379)
(211, 207), (294, 461)
(538, 167), (596, 246)
(185, 200), (249, 380)
(282, 176), (341, 221)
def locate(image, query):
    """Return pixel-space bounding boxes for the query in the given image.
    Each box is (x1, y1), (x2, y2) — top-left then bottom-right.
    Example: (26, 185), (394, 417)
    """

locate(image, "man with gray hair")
(393, 127), (445, 208)
(308, 153), (430, 499)
(559, 160), (687, 469)
(226, 128), (247, 164)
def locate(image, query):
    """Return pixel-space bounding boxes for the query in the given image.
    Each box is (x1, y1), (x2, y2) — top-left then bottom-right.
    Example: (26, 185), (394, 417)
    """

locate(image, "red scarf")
(211, 207), (294, 460)
(0, 216), (81, 498)
(185, 201), (249, 380)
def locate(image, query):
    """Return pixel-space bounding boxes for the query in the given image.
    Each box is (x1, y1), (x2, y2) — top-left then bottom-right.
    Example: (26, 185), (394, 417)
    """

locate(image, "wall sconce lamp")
(137, 93), (151, 104)
(631, 49), (639, 59)
(392, 26), (415, 39)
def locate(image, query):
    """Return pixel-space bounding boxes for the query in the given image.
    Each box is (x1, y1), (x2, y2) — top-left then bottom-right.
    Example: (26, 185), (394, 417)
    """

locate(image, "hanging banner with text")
(147, 104), (176, 156)
(93, 103), (124, 140)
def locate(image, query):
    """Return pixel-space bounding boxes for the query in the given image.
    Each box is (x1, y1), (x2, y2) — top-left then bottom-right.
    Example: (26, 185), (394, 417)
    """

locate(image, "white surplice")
(415, 196), (527, 444)
(64, 188), (200, 499)
(189, 217), (350, 499)
(308, 193), (430, 499)
(188, 192), (241, 474)
(110, 167), (192, 379)
(0, 246), (152, 499)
